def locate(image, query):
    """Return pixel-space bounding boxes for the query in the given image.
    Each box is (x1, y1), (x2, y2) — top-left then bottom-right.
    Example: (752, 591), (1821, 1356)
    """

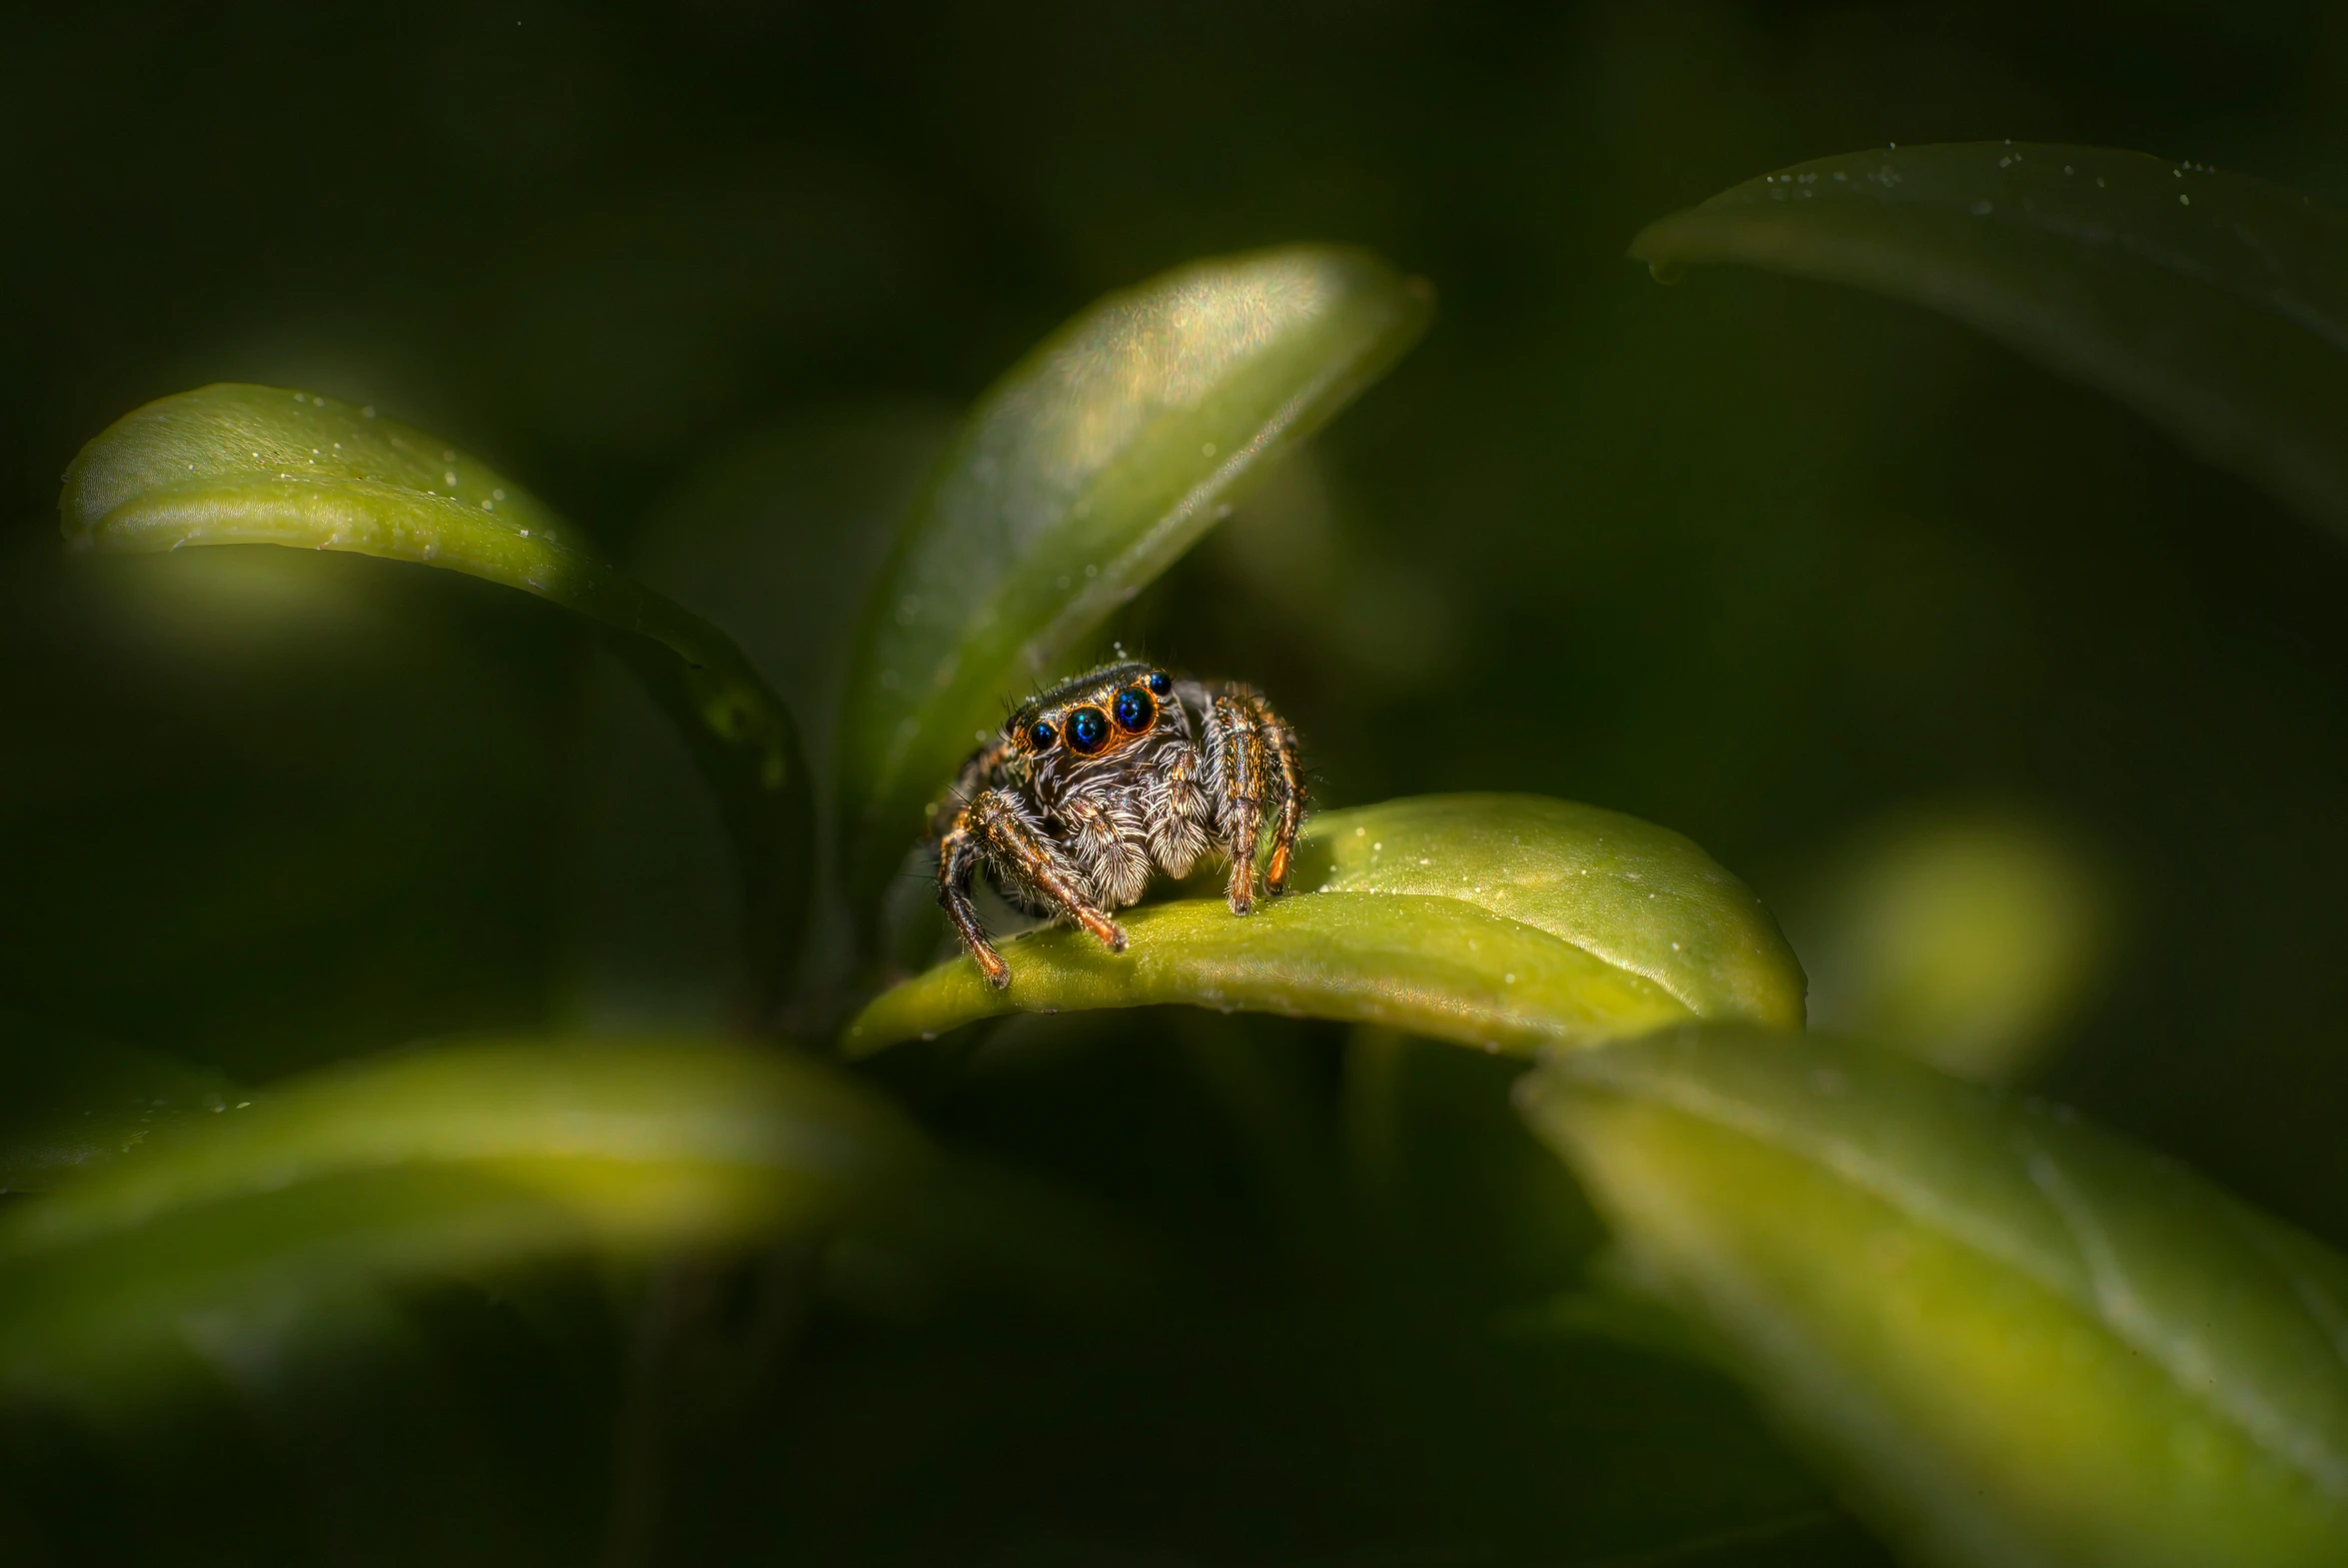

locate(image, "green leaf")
(1632, 143), (2348, 532)
(1792, 810), (2113, 1082)
(59, 385), (815, 1001)
(837, 247), (1431, 908)
(0, 1015), (234, 1193)
(555, 401), (959, 1029)
(846, 794), (1804, 1057)
(1518, 1025), (2348, 1568)
(0, 1036), (920, 1392)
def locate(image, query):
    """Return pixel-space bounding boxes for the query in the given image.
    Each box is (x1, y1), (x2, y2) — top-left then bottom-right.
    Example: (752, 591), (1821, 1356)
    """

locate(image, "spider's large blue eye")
(1113, 686), (1156, 732)
(1147, 671), (1173, 697)
(1028, 721), (1057, 752)
(1066, 706), (1111, 755)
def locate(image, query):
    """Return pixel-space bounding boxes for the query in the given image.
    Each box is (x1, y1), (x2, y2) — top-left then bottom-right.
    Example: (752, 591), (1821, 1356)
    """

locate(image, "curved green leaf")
(0, 1036), (920, 1389)
(847, 794), (1803, 1056)
(1632, 143), (2348, 531)
(837, 247), (1431, 907)
(0, 1016), (233, 1193)
(59, 385), (814, 999)
(1519, 1025), (2348, 1568)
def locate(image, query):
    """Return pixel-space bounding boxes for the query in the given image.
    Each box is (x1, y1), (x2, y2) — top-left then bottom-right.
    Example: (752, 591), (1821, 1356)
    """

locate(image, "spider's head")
(1008, 662), (1174, 768)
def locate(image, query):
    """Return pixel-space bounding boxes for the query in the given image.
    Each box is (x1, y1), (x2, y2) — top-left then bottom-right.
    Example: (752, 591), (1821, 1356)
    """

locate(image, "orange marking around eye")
(1058, 701), (1156, 763)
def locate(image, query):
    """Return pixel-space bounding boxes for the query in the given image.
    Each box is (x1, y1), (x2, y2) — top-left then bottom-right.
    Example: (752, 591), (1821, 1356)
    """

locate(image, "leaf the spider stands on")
(58, 385), (815, 1003)
(846, 794), (1804, 1057)
(0, 1015), (234, 1193)
(1632, 143), (2348, 535)
(0, 1037), (921, 1395)
(1518, 1024), (2348, 1568)
(836, 246), (1431, 915)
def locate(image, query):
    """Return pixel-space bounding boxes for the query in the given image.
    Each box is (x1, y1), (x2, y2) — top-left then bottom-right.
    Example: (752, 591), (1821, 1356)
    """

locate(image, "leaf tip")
(1626, 217), (1695, 285)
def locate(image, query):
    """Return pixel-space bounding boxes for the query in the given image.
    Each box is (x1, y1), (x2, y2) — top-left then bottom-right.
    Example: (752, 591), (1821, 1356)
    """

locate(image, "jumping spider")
(929, 661), (1306, 988)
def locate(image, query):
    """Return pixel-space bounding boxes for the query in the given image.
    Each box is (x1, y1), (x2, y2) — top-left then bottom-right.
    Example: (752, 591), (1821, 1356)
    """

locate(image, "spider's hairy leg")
(936, 814), (1012, 988)
(928, 736), (1013, 842)
(972, 789), (1128, 957)
(1244, 694), (1307, 894)
(1205, 691), (1266, 915)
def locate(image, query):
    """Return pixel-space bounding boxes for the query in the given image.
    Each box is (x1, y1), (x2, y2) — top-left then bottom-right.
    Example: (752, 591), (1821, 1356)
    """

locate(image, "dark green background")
(8, 4), (2348, 1563)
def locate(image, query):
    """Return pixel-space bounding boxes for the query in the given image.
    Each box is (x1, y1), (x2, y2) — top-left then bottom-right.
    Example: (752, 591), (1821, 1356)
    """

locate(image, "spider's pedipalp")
(1146, 743), (1210, 877)
(1061, 792), (1153, 907)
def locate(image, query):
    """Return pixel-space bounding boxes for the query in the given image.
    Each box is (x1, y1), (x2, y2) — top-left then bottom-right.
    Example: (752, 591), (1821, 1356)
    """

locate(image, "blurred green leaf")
(848, 794), (1803, 1056)
(59, 385), (815, 1003)
(1633, 143), (2348, 531)
(1793, 811), (2113, 1081)
(0, 1017), (232, 1193)
(1519, 1024), (2348, 1568)
(556, 402), (958, 1031)
(837, 247), (1431, 909)
(0, 1037), (919, 1393)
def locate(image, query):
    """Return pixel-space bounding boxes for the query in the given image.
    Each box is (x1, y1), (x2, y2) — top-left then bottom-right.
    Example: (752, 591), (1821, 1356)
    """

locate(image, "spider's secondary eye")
(1147, 671), (1173, 697)
(1112, 686), (1156, 732)
(1028, 721), (1057, 752)
(1066, 707), (1111, 755)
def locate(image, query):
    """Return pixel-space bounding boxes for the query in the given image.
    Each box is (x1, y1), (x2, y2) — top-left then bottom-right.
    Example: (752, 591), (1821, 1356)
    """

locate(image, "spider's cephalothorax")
(927, 661), (1306, 988)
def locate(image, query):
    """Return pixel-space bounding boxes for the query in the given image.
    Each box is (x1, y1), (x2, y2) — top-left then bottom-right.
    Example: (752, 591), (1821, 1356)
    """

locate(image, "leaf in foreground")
(60, 385), (815, 997)
(837, 246), (1431, 907)
(848, 794), (1803, 1056)
(1633, 143), (2348, 534)
(0, 1037), (920, 1390)
(1518, 1024), (2348, 1568)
